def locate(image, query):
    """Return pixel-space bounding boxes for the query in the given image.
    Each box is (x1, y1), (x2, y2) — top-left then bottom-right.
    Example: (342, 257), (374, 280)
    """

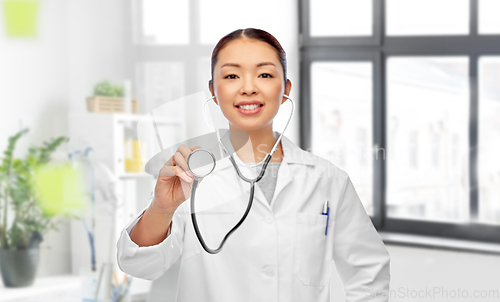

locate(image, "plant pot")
(0, 247), (40, 287)
(2, 0), (40, 38)
(86, 96), (139, 114)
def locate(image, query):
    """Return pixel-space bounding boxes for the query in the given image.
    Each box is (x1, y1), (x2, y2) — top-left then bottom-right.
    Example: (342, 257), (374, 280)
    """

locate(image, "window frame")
(299, 0), (500, 245)
(300, 0), (382, 46)
(301, 50), (383, 227)
(125, 0), (213, 113)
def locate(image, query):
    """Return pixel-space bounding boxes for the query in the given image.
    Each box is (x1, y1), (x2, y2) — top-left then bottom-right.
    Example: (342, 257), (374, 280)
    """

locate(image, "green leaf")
(1, 128), (29, 175)
(0, 130), (73, 249)
(93, 80), (124, 97)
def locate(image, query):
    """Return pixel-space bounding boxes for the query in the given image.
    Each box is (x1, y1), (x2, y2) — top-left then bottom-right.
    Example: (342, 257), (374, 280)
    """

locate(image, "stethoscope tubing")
(190, 175), (256, 254)
(190, 94), (294, 254)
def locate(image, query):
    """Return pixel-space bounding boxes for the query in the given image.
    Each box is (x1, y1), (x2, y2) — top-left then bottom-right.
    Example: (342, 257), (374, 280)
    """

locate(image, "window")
(479, 0), (500, 34)
(386, 0), (469, 36)
(138, 62), (185, 111)
(137, 0), (189, 45)
(129, 0), (295, 113)
(408, 131), (418, 169)
(300, 0), (500, 244)
(199, 0), (288, 45)
(478, 57), (500, 225)
(309, 0), (372, 37)
(386, 57), (469, 222)
(310, 61), (373, 215)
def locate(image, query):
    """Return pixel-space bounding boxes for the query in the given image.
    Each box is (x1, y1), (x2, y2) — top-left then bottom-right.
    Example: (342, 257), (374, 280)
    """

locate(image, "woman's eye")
(224, 74), (272, 79)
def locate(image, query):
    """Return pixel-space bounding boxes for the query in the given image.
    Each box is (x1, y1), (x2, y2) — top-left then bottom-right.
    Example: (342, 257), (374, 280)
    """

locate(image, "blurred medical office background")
(1, 0), (500, 301)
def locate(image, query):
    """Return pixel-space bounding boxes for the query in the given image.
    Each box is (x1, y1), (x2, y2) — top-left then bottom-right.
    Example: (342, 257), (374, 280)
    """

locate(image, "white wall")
(0, 0), (69, 154)
(387, 245), (500, 301)
(0, 0), (71, 278)
(328, 244), (500, 301)
(0, 0), (127, 277)
(66, 0), (127, 114)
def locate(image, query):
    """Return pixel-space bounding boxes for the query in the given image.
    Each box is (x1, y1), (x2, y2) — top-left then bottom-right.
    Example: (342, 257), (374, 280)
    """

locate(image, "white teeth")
(239, 104), (260, 110)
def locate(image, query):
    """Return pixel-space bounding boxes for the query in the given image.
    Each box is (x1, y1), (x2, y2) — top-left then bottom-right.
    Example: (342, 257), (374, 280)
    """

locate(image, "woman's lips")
(236, 104), (263, 115)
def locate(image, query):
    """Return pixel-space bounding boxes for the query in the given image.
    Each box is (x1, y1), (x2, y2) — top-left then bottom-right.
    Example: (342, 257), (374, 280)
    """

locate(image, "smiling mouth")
(235, 104), (264, 110)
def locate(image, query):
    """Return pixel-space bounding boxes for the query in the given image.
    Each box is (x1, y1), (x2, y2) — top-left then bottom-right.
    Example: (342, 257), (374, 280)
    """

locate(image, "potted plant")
(0, 128), (79, 287)
(86, 80), (138, 114)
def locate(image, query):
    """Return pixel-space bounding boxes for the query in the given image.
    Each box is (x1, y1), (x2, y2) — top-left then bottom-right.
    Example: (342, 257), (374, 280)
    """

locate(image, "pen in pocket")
(322, 199), (329, 235)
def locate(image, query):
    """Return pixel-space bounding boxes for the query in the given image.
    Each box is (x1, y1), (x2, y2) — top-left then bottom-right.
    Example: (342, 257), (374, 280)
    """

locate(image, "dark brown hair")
(210, 28), (288, 89)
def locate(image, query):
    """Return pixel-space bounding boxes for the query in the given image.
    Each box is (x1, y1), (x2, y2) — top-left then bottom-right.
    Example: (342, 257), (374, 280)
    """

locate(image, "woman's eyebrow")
(221, 62), (276, 69)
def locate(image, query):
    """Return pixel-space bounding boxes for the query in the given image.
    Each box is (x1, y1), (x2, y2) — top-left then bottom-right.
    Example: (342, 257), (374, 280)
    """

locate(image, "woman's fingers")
(176, 145), (196, 177)
(158, 161), (193, 183)
(158, 144), (205, 182)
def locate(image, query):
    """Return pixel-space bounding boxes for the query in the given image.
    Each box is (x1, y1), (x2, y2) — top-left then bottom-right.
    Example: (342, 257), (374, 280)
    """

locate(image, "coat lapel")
(213, 131), (318, 211)
(266, 153), (292, 208)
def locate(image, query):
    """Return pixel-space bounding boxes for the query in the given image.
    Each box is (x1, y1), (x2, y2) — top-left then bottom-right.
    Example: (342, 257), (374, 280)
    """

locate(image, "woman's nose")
(240, 76), (258, 95)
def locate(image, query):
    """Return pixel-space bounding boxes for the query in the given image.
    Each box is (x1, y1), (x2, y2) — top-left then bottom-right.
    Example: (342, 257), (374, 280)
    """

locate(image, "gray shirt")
(246, 162), (281, 204)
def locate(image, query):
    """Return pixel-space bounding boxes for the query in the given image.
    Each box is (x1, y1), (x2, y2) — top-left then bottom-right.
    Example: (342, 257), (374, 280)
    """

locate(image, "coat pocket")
(293, 212), (332, 287)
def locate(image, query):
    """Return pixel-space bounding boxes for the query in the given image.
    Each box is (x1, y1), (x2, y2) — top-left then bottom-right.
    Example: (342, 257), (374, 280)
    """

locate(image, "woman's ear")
(208, 80), (218, 105)
(282, 79), (292, 104)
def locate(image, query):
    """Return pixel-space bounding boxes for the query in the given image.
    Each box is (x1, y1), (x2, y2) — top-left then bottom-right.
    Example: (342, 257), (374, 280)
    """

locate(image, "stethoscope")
(186, 94), (295, 254)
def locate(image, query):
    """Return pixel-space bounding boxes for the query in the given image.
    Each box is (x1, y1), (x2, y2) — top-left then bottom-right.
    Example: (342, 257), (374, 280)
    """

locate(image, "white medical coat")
(116, 133), (391, 302)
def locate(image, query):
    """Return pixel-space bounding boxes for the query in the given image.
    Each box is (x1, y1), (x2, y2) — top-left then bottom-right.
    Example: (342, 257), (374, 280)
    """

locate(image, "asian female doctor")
(116, 28), (391, 302)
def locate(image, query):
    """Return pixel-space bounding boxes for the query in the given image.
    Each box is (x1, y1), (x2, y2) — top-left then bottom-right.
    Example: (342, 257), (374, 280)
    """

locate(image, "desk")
(0, 275), (151, 302)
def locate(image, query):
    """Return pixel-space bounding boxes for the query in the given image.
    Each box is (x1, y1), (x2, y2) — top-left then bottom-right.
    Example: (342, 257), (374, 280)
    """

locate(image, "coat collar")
(214, 131), (318, 170)
(213, 131), (318, 211)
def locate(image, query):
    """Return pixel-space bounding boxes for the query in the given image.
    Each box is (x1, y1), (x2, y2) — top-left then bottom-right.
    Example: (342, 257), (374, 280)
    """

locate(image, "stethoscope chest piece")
(187, 149), (217, 178)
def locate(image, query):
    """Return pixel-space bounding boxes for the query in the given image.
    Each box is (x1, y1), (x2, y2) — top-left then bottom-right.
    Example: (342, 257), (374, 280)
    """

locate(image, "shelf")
(113, 113), (182, 125)
(119, 172), (154, 179)
(68, 111), (157, 282)
(0, 274), (150, 302)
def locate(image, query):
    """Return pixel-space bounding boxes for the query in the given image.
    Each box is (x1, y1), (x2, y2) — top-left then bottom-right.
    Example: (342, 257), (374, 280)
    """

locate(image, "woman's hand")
(153, 144), (204, 213)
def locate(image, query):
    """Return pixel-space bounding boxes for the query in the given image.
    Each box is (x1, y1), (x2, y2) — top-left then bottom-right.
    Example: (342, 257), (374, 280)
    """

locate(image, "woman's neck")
(230, 127), (283, 163)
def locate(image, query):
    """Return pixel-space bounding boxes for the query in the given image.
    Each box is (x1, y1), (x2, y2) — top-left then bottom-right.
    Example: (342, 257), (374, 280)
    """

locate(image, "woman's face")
(209, 38), (292, 132)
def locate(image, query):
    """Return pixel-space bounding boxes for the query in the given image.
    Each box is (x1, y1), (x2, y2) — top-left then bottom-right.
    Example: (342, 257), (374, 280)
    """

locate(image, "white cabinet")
(68, 112), (159, 298)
